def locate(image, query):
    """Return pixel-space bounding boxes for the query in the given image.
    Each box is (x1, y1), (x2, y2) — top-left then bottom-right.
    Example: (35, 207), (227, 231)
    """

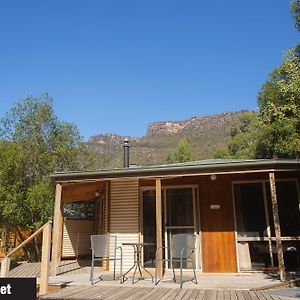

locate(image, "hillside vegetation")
(87, 110), (253, 168)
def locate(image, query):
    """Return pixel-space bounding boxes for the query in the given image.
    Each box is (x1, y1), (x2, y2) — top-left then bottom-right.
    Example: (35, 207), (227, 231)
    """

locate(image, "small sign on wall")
(210, 204), (221, 210)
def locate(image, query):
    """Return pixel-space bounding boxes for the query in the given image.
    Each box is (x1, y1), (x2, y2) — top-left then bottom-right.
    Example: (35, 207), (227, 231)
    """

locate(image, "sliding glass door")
(234, 179), (300, 271)
(142, 186), (198, 269)
(142, 190), (158, 267)
(165, 188), (197, 268)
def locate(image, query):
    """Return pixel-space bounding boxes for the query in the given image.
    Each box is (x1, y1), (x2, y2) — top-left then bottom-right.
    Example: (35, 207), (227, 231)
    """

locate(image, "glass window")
(142, 190), (157, 267)
(166, 188), (194, 227)
(235, 180), (300, 272)
(167, 228), (195, 269)
(234, 183), (267, 238)
(282, 241), (300, 271)
(238, 242), (271, 271)
(269, 241), (300, 271)
(266, 181), (300, 237)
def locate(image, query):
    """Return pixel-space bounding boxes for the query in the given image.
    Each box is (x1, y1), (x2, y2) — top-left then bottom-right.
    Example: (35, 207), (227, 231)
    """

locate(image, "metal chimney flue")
(123, 137), (130, 168)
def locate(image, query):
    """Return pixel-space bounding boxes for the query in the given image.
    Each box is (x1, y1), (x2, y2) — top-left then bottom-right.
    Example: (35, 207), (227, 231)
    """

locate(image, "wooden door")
(200, 176), (237, 272)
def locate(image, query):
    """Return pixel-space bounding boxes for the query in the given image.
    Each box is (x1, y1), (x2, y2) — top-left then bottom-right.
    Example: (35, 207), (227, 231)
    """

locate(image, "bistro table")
(122, 242), (154, 284)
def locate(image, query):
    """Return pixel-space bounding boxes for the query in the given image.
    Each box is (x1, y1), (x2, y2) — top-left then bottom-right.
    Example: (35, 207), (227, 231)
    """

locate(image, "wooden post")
(0, 257), (11, 277)
(39, 221), (52, 295)
(156, 179), (163, 277)
(269, 172), (286, 281)
(103, 181), (110, 271)
(51, 183), (62, 276)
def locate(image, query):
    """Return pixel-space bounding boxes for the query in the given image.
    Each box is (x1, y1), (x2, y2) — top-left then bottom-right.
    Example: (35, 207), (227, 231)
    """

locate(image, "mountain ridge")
(87, 110), (253, 168)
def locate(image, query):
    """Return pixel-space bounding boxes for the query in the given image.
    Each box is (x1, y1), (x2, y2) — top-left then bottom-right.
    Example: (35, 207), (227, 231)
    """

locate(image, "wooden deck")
(9, 259), (100, 277)
(39, 286), (291, 300)
(7, 260), (299, 299)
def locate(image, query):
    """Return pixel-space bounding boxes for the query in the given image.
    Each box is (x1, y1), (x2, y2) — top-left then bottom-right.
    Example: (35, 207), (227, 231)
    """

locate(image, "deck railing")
(0, 221), (52, 295)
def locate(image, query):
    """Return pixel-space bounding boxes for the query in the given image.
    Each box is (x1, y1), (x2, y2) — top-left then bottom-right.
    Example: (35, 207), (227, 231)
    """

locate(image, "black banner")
(0, 278), (36, 300)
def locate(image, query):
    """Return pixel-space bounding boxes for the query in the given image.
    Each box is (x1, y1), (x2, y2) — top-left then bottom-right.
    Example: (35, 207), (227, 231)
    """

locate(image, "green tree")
(291, 0), (300, 31)
(214, 148), (232, 159)
(228, 112), (261, 158)
(217, 49), (300, 160)
(215, 1), (300, 160)
(214, 112), (260, 159)
(166, 138), (194, 163)
(252, 1), (300, 158)
(0, 95), (101, 258)
(257, 48), (300, 158)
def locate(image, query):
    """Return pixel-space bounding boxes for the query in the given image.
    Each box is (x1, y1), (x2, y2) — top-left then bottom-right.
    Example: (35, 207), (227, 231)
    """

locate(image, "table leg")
(122, 244), (154, 284)
(132, 263), (139, 284)
(140, 264), (154, 282)
(122, 264), (135, 283)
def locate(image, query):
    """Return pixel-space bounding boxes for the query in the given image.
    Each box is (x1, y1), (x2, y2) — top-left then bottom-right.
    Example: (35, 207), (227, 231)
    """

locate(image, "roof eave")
(50, 159), (300, 182)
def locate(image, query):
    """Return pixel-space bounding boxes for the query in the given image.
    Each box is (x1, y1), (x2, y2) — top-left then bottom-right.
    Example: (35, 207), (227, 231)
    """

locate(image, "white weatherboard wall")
(110, 179), (139, 272)
(62, 220), (94, 258)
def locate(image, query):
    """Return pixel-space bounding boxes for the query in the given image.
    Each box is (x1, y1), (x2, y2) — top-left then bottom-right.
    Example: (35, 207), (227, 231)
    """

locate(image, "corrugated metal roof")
(151, 158), (259, 168)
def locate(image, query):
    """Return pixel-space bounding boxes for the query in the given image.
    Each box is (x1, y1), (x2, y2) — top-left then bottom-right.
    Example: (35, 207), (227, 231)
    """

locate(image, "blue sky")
(0, 1), (298, 140)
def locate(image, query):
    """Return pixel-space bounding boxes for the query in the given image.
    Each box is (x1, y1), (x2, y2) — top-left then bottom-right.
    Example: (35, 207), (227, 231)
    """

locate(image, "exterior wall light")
(210, 174), (217, 181)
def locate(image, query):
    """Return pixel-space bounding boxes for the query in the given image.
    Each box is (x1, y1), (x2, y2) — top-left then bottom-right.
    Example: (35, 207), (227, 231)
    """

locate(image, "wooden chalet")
(50, 158), (300, 281)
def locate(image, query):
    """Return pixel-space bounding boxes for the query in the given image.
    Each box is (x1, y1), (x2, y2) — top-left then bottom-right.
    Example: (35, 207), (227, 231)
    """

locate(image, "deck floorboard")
(39, 287), (295, 300)
(6, 260), (297, 300)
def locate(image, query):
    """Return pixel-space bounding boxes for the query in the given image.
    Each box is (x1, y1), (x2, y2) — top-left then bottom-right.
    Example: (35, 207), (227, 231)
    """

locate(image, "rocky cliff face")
(88, 133), (138, 155)
(146, 111), (248, 137)
(87, 110), (254, 168)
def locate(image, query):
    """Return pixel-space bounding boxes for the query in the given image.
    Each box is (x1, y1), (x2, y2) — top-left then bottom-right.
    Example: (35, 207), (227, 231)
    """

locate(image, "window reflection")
(234, 180), (300, 272)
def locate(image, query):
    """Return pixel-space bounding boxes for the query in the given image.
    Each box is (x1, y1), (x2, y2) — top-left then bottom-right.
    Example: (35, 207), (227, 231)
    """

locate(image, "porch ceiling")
(62, 181), (106, 203)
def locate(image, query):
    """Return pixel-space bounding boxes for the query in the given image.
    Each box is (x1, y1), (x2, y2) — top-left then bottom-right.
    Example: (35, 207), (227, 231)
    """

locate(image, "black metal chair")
(155, 233), (197, 288)
(90, 234), (123, 284)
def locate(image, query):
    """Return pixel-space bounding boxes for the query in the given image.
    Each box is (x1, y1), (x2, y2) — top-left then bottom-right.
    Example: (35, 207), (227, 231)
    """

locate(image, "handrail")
(3, 220), (52, 259)
(0, 220), (53, 296)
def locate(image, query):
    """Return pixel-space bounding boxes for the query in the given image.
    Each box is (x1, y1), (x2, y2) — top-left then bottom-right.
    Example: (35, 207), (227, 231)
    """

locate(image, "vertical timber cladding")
(110, 179), (139, 271)
(200, 175), (237, 272)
